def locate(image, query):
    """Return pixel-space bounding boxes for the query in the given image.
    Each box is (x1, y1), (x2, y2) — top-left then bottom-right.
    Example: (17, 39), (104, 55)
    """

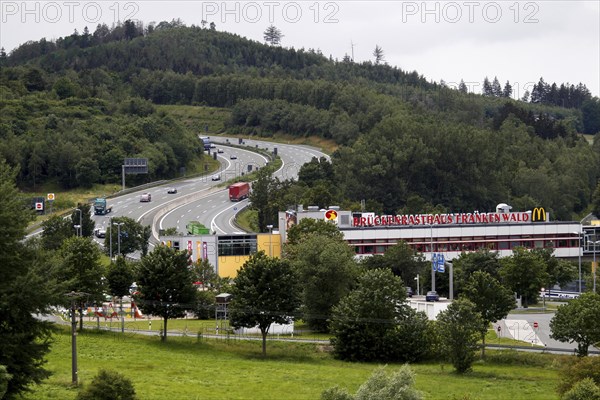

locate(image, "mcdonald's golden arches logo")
(531, 207), (546, 222)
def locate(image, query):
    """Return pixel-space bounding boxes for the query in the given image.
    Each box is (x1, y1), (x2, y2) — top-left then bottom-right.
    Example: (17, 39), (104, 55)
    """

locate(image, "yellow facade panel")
(257, 233), (281, 257)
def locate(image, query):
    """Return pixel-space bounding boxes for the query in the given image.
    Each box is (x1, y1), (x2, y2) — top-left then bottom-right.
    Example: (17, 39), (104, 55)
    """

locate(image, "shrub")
(321, 365), (423, 400)
(76, 369), (136, 400)
(562, 378), (600, 400)
(558, 357), (600, 396)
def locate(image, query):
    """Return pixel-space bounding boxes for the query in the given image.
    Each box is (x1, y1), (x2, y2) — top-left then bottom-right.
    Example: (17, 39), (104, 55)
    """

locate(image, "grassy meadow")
(23, 325), (565, 400)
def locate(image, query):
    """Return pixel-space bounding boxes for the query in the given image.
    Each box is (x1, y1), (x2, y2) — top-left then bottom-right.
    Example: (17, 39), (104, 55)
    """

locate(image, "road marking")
(211, 200), (247, 234)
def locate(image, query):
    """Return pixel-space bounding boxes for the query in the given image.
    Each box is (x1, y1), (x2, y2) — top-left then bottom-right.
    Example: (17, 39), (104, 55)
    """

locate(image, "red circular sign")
(533, 322), (539, 328)
(325, 210), (338, 220)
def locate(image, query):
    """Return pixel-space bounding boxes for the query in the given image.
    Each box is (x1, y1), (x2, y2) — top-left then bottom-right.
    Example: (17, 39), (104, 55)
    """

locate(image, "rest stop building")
(159, 204), (599, 280)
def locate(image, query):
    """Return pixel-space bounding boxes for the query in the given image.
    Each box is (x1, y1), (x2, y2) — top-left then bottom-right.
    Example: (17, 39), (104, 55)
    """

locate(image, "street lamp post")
(75, 208), (82, 237)
(266, 224), (273, 256)
(65, 291), (87, 386)
(115, 222), (124, 256)
(109, 217), (113, 260)
(414, 274), (420, 296)
(541, 288), (546, 309)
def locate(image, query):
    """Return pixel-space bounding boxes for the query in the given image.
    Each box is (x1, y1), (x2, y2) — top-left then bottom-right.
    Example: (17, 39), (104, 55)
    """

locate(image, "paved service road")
(497, 312), (599, 354)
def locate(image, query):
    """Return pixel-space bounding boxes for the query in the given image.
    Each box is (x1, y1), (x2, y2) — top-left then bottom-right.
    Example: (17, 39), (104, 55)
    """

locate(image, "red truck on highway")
(229, 182), (250, 201)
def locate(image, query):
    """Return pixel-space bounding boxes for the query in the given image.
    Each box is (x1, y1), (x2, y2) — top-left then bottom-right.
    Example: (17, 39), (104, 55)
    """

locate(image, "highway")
(90, 137), (329, 245)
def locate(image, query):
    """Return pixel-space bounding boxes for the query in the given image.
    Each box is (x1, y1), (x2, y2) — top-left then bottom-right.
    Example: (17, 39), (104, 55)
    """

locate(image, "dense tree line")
(0, 66), (204, 189)
(331, 116), (599, 218)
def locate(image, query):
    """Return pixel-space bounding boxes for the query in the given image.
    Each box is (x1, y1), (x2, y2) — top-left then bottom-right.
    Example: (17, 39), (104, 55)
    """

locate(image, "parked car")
(217, 148), (224, 153)
(211, 174), (221, 181)
(167, 187), (177, 194)
(425, 291), (440, 302)
(230, 154), (237, 159)
(140, 193), (152, 202)
(405, 287), (413, 298)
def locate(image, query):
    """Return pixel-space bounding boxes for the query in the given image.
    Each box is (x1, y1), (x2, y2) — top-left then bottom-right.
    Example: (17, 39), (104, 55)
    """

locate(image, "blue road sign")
(437, 254), (445, 273)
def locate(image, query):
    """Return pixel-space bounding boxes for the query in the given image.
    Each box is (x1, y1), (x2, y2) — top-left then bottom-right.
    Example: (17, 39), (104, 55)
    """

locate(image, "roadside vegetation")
(21, 327), (567, 400)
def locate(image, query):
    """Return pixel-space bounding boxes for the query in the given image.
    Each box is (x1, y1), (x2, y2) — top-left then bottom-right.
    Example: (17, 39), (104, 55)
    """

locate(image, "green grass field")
(22, 326), (564, 400)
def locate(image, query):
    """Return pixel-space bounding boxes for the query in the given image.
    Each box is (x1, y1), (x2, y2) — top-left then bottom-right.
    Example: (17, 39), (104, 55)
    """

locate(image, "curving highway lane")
(88, 137), (330, 249)
(90, 145), (266, 239)
(157, 137), (330, 236)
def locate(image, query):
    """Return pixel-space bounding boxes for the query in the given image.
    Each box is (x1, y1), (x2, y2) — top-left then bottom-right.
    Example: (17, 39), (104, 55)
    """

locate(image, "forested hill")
(1, 21), (600, 219)
(5, 20), (430, 87)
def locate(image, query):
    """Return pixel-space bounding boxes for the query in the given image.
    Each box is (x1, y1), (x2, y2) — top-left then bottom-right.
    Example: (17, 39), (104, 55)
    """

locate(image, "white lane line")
(211, 201), (246, 234)
(157, 188), (226, 230)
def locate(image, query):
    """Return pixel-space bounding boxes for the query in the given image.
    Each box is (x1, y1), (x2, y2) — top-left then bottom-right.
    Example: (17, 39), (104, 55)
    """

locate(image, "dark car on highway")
(425, 291), (440, 302)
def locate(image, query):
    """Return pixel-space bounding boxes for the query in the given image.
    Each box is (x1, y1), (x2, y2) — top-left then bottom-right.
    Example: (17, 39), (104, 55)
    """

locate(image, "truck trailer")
(186, 221), (210, 235)
(229, 182), (250, 201)
(93, 198), (112, 215)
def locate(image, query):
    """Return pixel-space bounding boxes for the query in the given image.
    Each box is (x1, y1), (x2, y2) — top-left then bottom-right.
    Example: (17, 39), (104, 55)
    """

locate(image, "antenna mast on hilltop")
(350, 40), (356, 61)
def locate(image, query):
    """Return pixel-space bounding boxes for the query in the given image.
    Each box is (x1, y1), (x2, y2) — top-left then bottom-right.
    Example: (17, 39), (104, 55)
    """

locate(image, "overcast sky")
(2, 1), (599, 97)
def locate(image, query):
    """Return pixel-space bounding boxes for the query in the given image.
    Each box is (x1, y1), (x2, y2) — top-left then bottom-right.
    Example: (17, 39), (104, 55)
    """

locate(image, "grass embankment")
(24, 326), (564, 400)
(158, 104), (338, 155)
(157, 105), (231, 134)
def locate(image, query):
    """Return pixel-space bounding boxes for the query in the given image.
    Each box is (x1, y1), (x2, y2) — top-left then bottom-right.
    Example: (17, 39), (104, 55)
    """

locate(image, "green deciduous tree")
(550, 292), (600, 356)
(286, 233), (358, 332)
(106, 257), (135, 298)
(532, 247), (577, 294)
(591, 181), (600, 217)
(285, 218), (344, 246)
(104, 217), (148, 257)
(41, 214), (75, 250)
(360, 241), (426, 287)
(500, 247), (549, 308)
(0, 161), (55, 398)
(190, 258), (224, 319)
(436, 298), (483, 373)
(330, 269), (430, 362)
(462, 271), (515, 357)
(453, 250), (502, 296)
(321, 365), (423, 400)
(136, 245), (197, 342)
(248, 168), (279, 233)
(229, 251), (300, 356)
(56, 236), (106, 329)
(71, 203), (95, 237)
